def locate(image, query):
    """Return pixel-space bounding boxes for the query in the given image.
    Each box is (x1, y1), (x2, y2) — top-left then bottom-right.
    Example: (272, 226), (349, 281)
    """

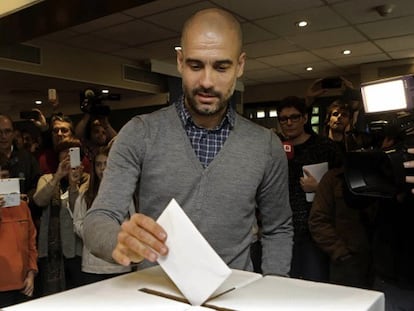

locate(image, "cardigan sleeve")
(33, 174), (55, 207)
(73, 193), (87, 240)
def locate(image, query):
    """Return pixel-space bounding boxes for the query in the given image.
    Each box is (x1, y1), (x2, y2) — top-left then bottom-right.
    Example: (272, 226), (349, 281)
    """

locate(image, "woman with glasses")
(276, 96), (339, 282)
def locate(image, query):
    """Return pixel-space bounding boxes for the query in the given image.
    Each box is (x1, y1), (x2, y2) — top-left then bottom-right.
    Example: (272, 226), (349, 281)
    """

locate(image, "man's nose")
(199, 68), (214, 89)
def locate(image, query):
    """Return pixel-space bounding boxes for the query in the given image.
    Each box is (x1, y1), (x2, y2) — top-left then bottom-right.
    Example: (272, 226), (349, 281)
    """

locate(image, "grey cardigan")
(84, 104), (293, 276)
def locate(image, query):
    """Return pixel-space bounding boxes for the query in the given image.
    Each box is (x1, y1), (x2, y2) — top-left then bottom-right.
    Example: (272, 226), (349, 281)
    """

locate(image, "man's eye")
(189, 63), (201, 70)
(216, 65), (229, 72)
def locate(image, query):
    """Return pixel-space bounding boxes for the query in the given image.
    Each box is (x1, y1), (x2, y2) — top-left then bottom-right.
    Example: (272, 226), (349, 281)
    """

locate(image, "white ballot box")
(4, 265), (384, 311)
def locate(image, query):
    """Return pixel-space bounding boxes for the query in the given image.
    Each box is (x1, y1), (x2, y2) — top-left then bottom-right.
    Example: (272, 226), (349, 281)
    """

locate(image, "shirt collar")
(176, 96), (235, 130)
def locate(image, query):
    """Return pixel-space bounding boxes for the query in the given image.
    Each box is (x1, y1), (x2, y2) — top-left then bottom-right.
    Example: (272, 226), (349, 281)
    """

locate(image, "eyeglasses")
(278, 114), (303, 124)
(331, 111), (350, 118)
(52, 127), (71, 134)
(0, 128), (13, 136)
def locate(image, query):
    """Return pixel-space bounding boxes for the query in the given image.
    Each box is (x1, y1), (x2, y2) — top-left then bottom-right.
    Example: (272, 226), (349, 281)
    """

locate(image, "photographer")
(75, 113), (117, 162)
(367, 138), (414, 310)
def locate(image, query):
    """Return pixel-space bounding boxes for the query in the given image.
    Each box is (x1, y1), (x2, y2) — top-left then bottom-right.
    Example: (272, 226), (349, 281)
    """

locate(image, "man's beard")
(184, 87), (228, 116)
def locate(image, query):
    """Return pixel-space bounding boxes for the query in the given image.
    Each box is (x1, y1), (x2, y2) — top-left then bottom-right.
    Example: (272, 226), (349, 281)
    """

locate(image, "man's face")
(95, 154), (107, 181)
(328, 108), (350, 134)
(52, 120), (72, 147)
(278, 107), (307, 140)
(177, 26), (245, 118)
(0, 117), (14, 152)
(90, 125), (107, 146)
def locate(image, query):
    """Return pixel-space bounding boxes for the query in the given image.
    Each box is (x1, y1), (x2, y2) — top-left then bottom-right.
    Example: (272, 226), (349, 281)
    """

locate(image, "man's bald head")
(181, 8), (243, 55)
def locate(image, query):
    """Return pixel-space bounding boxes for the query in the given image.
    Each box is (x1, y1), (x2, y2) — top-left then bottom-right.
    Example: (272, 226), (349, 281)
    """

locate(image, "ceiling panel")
(92, 19), (177, 46)
(332, 0), (414, 24)
(241, 22), (278, 44)
(330, 53), (390, 67)
(210, 0), (323, 20)
(244, 38), (300, 58)
(142, 1), (214, 32)
(286, 27), (367, 49)
(356, 15), (414, 39)
(374, 34), (414, 51)
(254, 6), (348, 37)
(257, 51), (322, 67)
(311, 42), (383, 59)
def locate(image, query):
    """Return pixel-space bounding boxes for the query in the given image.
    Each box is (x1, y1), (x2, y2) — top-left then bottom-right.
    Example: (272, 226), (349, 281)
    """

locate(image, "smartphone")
(20, 110), (39, 120)
(69, 147), (81, 168)
(321, 77), (342, 89)
(48, 88), (57, 101)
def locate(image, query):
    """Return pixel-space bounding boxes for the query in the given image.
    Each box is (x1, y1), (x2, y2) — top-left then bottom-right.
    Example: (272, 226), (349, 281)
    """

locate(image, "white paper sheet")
(156, 198), (232, 306)
(302, 162), (328, 202)
(0, 178), (20, 207)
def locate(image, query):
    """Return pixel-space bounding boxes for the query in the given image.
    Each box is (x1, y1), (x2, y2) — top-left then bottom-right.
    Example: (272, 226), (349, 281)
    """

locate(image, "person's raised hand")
(112, 213), (168, 266)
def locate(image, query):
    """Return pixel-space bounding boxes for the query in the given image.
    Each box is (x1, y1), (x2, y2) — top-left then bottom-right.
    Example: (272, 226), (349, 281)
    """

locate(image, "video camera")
(80, 88), (120, 116)
(344, 74), (414, 198)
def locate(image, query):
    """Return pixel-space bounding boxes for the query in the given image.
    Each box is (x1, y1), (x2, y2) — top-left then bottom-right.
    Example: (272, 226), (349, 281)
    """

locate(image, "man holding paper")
(84, 8), (293, 276)
(276, 96), (339, 282)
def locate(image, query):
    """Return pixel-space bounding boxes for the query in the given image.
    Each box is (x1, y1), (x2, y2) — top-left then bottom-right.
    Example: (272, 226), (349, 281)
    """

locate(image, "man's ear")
(176, 49), (184, 74)
(236, 52), (246, 78)
(303, 113), (308, 124)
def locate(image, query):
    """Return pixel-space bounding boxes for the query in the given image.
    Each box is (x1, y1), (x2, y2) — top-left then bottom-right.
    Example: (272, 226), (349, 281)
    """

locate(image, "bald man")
(84, 8), (293, 276)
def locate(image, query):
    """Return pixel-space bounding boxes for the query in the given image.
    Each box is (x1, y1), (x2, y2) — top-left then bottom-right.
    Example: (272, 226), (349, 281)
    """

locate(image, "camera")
(80, 88), (120, 116)
(20, 110), (39, 120)
(344, 75), (414, 198)
(321, 77), (343, 89)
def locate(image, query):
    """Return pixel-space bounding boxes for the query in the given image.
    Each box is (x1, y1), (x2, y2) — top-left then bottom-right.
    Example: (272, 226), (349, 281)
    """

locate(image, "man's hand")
(31, 108), (48, 131)
(300, 169), (319, 193)
(112, 213), (168, 266)
(21, 271), (35, 297)
(404, 148), (414, 194)
(55, 155), (71, 180)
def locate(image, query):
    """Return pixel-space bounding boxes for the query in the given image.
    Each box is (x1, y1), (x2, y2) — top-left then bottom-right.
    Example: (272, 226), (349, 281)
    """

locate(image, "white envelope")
(302, 162), (328, 202)
(156, 198), (232, 306)
(0, 178), (20, 207)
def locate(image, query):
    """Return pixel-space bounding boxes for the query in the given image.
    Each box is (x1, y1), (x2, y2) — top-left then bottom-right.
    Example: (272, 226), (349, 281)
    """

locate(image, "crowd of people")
(1, 7), (414, 311)
(0, 108), (118, 306)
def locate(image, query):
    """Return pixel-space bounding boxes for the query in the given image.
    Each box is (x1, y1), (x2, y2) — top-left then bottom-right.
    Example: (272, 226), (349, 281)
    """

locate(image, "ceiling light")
(342, 49), (351, 55)
(174, 46), (182, 51)
(257, 111), (265, 118)
(306, 66), (313, 71)
(296, 20), (308, 28)
(101, 89), (109, 94)
(35, 100), (42, 105)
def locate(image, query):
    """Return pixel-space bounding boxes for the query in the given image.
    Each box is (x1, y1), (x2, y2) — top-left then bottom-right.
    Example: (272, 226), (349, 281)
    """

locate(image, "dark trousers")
(250, 240), (262, 274)
(37, 255), (84, 297)
(373, 277), (414, 311)
(63, 256), (84, 290)
(290, 236), (329, 282)
(0, 290), (31, 308)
